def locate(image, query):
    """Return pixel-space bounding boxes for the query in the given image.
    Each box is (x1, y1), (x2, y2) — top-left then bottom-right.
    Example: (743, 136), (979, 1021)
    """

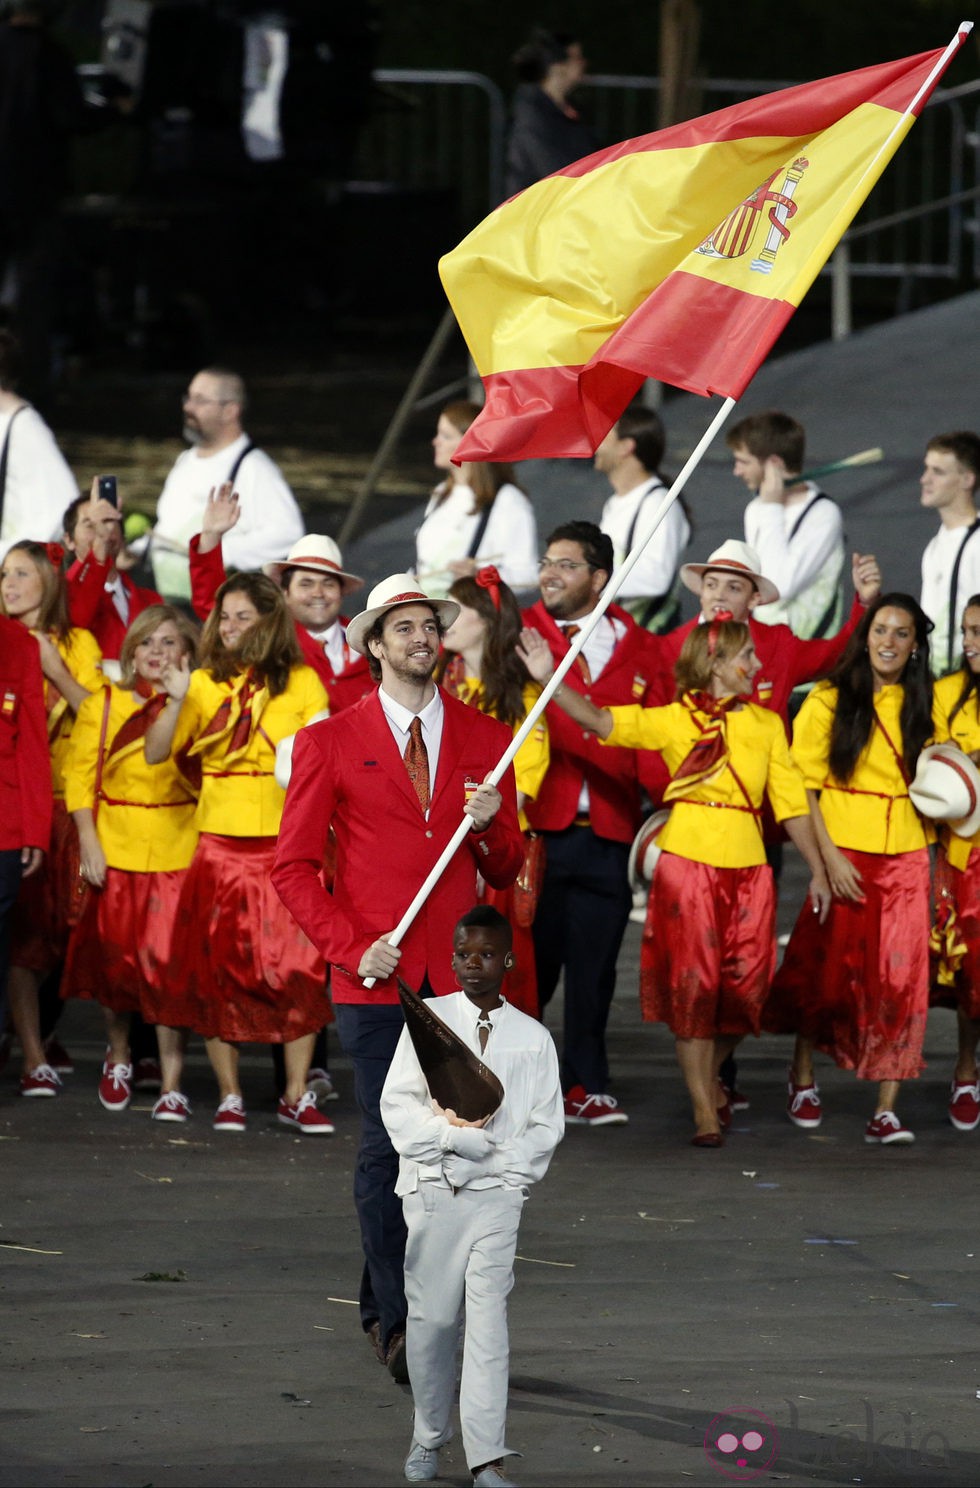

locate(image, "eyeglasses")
(183, 392), (231, 407)
(537, 558), (592, 574)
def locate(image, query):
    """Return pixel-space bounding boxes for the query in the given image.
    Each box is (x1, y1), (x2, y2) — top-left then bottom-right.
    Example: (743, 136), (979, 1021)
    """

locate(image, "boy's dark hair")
(545, 520), (613, 579)
(616, 405), (666, 475)
(62, 492), (89, 540)
(726, 410), (805, 472)
(455, 904), (512, 949)
(927, 431), (980, 494)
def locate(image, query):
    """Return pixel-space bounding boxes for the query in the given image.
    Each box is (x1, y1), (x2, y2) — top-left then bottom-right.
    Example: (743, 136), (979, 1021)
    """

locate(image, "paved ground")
(4, 846), (980, 1488)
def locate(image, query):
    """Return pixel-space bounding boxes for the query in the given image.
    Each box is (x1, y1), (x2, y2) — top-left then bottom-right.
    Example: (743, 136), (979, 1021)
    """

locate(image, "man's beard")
(183, 419), (203, 445)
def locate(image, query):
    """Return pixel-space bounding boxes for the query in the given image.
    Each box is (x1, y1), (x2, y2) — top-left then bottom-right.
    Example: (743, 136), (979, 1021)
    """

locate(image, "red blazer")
(0, 618), (53, 852)
(272, 688), (525, 1006)
(658, 594), (866, 728)
(65, 556), (162, 660)
(189, 535), (373, 711)
(520, 600), (670, 843)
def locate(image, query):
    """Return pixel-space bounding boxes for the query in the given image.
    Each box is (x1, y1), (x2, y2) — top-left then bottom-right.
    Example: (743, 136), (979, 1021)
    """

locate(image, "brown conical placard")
(397, 978), (504, 1123)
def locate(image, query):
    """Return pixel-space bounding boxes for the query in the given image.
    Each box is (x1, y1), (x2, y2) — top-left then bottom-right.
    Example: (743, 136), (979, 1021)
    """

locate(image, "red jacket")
(65, 556), (162, 660)
(272, 688), (525, 1006)
(189, 535), (373, 711)
(520, 600), (670, 843)
(658, 594), (866, 727)
(0, 618), (53, 851)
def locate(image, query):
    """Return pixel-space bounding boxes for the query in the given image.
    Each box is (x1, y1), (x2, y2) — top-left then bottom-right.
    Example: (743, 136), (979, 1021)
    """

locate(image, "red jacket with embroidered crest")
(272, 687), (525, 1006)
(520, 600), (670, 843)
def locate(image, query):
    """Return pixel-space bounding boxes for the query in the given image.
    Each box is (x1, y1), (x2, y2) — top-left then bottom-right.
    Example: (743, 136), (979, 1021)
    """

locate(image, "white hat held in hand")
(909, 743), (980, 838)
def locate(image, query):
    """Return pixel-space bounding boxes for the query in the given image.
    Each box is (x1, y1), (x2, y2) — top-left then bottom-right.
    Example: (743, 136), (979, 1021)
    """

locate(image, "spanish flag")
(440, 30), (972, 462)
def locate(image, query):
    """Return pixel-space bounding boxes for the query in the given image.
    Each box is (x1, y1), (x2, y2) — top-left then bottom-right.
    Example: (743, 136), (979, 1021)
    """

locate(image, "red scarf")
(663, 691), (741, 802)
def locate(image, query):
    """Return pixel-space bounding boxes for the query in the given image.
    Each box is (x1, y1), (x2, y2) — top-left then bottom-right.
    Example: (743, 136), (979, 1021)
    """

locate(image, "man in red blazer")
(522, 521), (670, 1127)
(0, 617), (52, 1026)
(63, 483), (163, 661)
(273, 573), (524, 1384)
(188, 484), (374, 710)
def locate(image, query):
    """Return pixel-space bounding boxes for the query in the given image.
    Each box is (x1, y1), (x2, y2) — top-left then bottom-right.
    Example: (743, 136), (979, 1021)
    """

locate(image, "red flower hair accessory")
(475, 565), (502, 610)
(706, 609), (735, 656)
(45, 542), (65, 569)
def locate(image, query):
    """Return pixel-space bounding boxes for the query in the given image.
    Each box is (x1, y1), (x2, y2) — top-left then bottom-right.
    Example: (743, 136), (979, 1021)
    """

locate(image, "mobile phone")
(98, 474), (118, 507)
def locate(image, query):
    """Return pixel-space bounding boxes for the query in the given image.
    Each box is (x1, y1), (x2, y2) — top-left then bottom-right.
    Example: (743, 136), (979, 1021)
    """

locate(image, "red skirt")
(639, 852), (775, 1039)
(63, 867), (187, 1020)
(9, 799), (84, 975)
(481, 882), (538, 1019)
(166, 833), (330, 1043)
(931, 846), (980, 1019)
(767, 847), (930, 1081)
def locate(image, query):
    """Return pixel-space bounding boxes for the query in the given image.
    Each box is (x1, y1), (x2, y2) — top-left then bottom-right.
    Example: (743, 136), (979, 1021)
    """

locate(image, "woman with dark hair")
(930, 594), (980, 1131)
(0, 538), (102, 1095)
(413, 400), (538, 599)
(145, 572), (332, 1134)
(437, 565), (549, 1016)
(518, 614), (829, 1146)
(772, 593), (939, 1145)
(64, 605), (200, 1119)
(504, 27), (598, 198)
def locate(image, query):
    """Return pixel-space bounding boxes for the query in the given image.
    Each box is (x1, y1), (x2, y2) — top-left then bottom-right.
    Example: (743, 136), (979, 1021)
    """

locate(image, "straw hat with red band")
(680, 539), (780, 607)
(345, 573), (460, 656)
(263, 535), (364, 595)
(909, 743), (980, 839)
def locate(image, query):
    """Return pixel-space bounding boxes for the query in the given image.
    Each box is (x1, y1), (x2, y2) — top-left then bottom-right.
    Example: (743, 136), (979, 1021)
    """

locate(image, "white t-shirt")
(0, 404), (79, 559)
(921, 518), (980, 675)
(745, 484), (845, 638)
(600, 477), (690, 604)
(152, 433), (304, 601)
(413, 481), (539, 599)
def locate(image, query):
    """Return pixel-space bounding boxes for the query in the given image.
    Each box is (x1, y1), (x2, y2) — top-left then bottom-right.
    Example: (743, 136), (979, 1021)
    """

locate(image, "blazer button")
(425, 830), (433, 839)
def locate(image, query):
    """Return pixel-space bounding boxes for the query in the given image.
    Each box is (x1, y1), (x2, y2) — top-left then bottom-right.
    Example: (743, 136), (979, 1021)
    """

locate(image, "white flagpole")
(362, 394), (737, 986)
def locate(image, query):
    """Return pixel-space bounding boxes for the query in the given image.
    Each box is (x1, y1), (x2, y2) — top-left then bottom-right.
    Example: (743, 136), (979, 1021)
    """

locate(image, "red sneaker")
(278, 1090), (335, 1134)
(563, 1085), (628, 1126)
(98, 1061), (133, 1112)
(133, 1058), (163, 1092)
(20, 1063), (61, 1097)
(948, 1078), (980, 1132)
(787, 1075), (822, 1129)
(213, 1094), (246, 1133)
(864, 1111), (915, 1145)
(152, 1091), (192, 1123)
(42, 1037), (74, 1075)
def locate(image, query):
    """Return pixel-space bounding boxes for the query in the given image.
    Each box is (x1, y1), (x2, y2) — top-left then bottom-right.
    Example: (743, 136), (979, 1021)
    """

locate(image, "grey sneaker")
(404, 1439), (439, 1482)
(472, 1465), (519, 1488)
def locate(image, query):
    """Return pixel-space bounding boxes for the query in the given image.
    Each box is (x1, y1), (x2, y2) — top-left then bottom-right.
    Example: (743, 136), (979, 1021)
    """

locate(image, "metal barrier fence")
(352, 68), (980, 334)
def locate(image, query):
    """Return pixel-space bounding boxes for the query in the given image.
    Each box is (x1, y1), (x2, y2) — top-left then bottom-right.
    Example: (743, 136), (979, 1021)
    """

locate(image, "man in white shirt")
(0, 328), (77, 559)
(919, 430), (980, 676)
(729, 409), (845, 641)
(151, 366), (304, 602)
(596, 404), (691, 633)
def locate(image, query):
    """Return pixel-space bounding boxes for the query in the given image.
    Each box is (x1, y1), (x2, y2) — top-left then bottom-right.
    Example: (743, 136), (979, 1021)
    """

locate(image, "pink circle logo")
(704, 1409), (780, 1480)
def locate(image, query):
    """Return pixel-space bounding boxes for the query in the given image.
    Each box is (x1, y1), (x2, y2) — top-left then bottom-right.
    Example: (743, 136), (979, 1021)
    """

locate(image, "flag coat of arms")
(439, 32), (972, 463)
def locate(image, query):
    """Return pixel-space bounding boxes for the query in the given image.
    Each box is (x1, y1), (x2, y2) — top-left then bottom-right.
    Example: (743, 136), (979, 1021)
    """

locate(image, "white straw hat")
(909, 743), (980, 838)
(680, 539), (780, 606)
(264, 535), (363, 594)
(345, 574), (460, 656)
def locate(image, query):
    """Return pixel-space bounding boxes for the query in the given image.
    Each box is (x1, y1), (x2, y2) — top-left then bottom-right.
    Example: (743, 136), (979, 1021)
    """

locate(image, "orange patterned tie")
(404, 716), (430, 812)
(564, 625), (592, 685)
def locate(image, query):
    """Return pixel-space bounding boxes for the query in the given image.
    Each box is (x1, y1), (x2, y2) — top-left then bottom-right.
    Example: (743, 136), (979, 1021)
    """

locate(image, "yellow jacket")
(605, 699), (807, 868)
(792, 681), (937, 855)
(453, 677), (549, 831)
(42, 627), (104, 798)
(932, 671), (980, 868)
(64, 685), (198, 872)
(175, 665), (329, 837)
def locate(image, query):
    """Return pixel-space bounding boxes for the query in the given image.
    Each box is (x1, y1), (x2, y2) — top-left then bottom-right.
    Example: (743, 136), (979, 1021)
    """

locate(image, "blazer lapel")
(360, 693), (425, 813)
(429, 689), (475, 812)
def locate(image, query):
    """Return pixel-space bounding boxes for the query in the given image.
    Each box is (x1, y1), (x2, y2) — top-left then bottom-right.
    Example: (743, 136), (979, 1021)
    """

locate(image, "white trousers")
(403, 1182), (525, 1470)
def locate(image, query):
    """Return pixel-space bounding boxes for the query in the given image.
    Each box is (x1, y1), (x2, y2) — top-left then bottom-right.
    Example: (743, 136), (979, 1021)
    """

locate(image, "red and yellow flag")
(440, 32), (972, 462)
